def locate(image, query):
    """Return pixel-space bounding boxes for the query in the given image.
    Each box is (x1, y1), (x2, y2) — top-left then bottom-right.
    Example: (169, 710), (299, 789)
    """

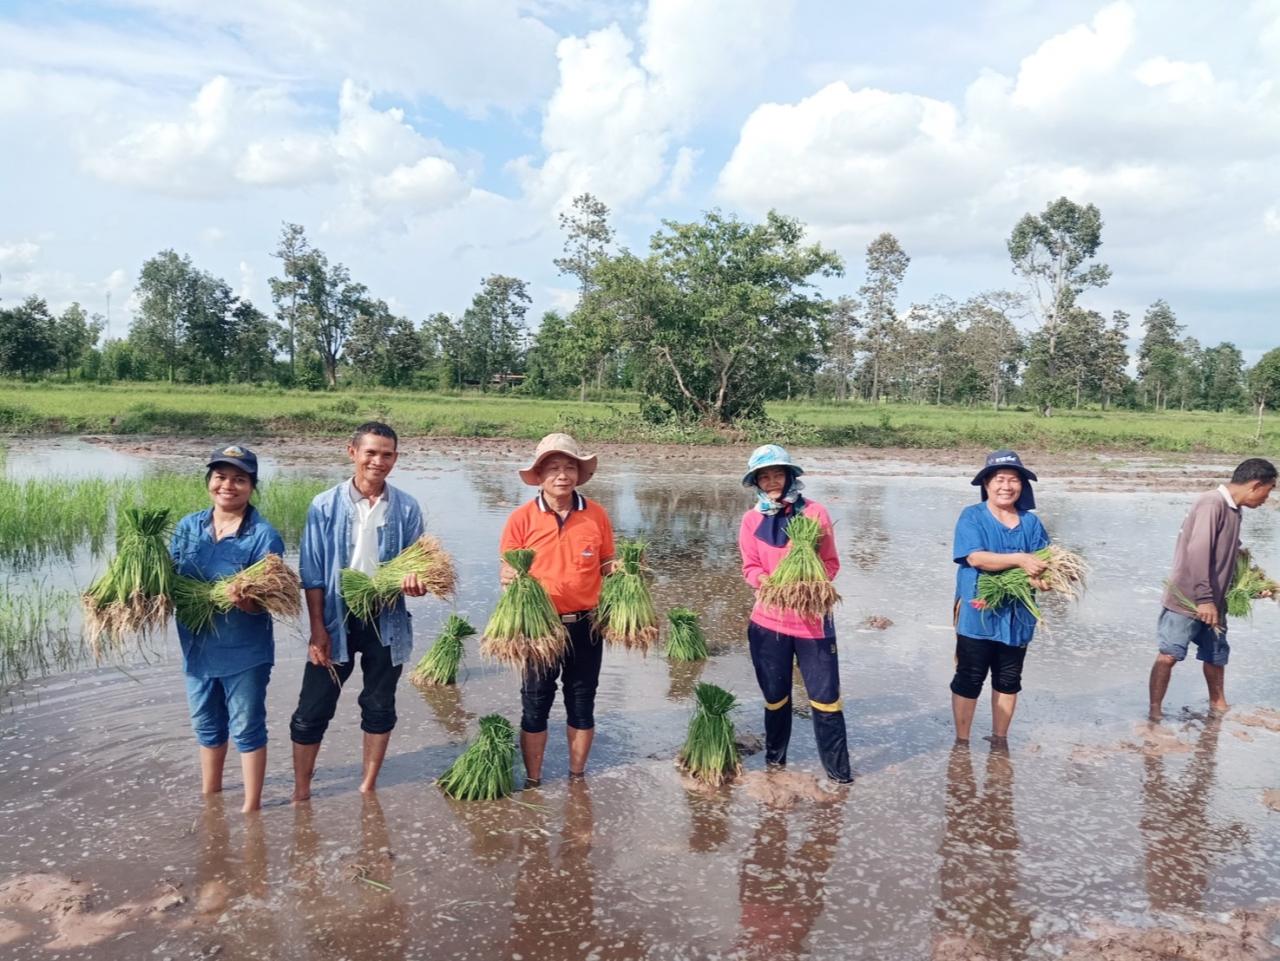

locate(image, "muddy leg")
(359, 732), (391, 793)
(200, 743), (229, 795)
(1148, 654), (1177, 721)
(990, 691), (1017, 739)
(292, 742), (321, 803)
(566, 725), (594, 776)
(240, 747), (266, 812)
(521, 729), (548, 783)
(951, 693), (977, 743)
(1203, 663), (1228, 713)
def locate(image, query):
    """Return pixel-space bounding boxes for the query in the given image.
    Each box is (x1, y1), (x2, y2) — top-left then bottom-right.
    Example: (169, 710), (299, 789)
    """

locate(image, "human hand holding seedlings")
(1195, 601), (1221, 630)
(401, 572), (429, 598)
(1019, 552), (1049, 578)
(308, 626), (332, 667)
(224, 581), (262, 614)
(498, 559), (516, 587)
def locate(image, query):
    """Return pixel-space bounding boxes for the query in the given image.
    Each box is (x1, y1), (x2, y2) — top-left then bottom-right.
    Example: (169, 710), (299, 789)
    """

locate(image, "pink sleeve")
(817, 505), (840, 580)
(739, 512), (768, 589)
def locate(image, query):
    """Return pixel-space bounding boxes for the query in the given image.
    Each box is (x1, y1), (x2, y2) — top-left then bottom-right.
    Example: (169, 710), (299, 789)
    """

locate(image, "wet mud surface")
(2, 438), (1279, 959)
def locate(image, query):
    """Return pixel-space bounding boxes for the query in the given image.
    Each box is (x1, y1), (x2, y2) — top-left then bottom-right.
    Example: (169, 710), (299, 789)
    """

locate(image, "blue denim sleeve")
(170, 512), (199, 565)
(299, 501), (328, 590)
(1030, 513), (1050, 551)
(404, 498), (425, 544)
(253, 522), (286, 564)
(953, 506), (984, 565)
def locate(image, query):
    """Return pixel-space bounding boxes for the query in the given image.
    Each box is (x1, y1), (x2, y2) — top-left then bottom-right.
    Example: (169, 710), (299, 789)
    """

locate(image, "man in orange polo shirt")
(499, 433), (615, 786)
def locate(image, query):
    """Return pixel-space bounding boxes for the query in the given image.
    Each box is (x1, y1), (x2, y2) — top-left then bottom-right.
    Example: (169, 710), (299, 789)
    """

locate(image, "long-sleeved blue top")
(299, 480), (424, 667)
(952, 501), (1050, 647)
(171, 505), (286, 678)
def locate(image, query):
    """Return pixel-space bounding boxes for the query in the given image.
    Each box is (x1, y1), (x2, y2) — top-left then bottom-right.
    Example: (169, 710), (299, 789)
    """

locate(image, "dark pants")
(950, 634), (1028, 699)
(747, 622), (852, 783)
(521, 618), (603, 733)
(289, 618), (403, 744)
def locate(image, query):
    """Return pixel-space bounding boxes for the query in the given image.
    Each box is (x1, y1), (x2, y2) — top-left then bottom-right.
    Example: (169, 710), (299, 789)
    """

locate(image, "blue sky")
(1, 0), (1278, 358)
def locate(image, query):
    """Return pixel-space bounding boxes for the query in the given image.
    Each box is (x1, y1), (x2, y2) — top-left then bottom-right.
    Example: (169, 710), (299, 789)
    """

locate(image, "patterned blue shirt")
(299, 481), (424, 667)
(953, 502), (1050, 647)
(171, 506), (285, 678)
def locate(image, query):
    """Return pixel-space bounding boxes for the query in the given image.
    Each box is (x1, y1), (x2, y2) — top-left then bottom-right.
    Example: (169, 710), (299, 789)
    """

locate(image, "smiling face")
(754, 466), (790, 501)
(984, 468), (1024, 510)
(207, 465), (254, 514)
(349, 432), (398, 490)
(538, 454), (580, 500)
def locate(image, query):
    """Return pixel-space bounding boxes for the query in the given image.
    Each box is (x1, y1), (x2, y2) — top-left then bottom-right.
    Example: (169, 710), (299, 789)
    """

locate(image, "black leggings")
(521, 618), (603, 733)
(950, 634), (1028, 699)
(289, 618), (403, 744)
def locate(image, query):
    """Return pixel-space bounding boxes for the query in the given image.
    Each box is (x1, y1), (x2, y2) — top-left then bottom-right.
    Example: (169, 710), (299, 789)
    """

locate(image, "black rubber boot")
(813, 709), (852, 783)
(764, 700), (792, 766)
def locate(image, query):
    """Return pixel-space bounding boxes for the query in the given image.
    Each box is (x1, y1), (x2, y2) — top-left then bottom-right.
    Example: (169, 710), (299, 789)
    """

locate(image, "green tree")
(421, 312), (465, 390)
(52, 302), (104, 380)
(0, 297), (59, 378)
(296, 250), (367, 388)
(1250, 348), (1280, 441)
(959, 292), (1024, 410)
(593, 209), (842, 423)
(555, 193), (618, 400)
(525, 310), (577, 395)
(268, 222), (310, 376)
(228, 299), (277, 383)
(858, 233), (909, 402)
(1137, 300), (1184, 409)
(182, 272), (238, 383)
(1007, 197), (1111, 415)
(1097, 311), (1130, 409)
(133, 249), (200, 382)
(458, 275), (530, 390)
(1199, 342), (1245, 411)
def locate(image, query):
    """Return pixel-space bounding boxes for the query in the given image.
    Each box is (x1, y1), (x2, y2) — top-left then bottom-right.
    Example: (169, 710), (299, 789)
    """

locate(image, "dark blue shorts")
(1157, 608), (1229, 666)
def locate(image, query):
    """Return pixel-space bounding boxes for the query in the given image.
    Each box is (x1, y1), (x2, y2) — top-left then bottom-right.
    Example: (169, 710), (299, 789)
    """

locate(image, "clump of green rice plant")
(480, 549), (567, 672)
(437, 713), (517, 801)
(172, 554), (303, 633)
(973, 545), (1088, 621)
(340, 535), (457, 622)
(257, 477), (330, 548)
(0, 476), (114, 565)
(410, 614), (476, 688)
(1225, 550), (1278, 619)
(757, 514), (840, 619)
(665, 607), (708, 662)
(677, 683), (741, 787)
(597, 540), (659, 653)
(82, 507), (175, 657)
(0, 582), (81, 688)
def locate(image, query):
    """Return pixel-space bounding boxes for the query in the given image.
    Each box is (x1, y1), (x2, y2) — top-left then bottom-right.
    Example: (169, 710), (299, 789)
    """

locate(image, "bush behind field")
(0, 383), (1275, 454)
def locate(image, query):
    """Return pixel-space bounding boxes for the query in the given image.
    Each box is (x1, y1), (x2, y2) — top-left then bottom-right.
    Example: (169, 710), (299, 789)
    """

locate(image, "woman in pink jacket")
(737, 445), (852, 784)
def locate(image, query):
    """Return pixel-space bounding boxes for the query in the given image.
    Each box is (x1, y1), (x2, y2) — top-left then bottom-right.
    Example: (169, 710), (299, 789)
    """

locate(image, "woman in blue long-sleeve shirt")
(171, 444), (285, 812)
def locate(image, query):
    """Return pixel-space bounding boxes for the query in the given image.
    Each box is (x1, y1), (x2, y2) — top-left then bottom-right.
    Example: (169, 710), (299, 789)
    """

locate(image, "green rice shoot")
(172, 554), (302, 633)
(597, 539), (659, 653)
(410, 613), (476, 688)
(1226, 550), (1278, 619)
(340, 534), (456, 622)
(82, 507), (176, 657)
(480, 549), (567, 672)
(437, 713), (517, 801)
(757, 514), (840, 619)
(677, 683), (741, 787)
(974, 545), (1088, 622)
(665, 607), (708, 662)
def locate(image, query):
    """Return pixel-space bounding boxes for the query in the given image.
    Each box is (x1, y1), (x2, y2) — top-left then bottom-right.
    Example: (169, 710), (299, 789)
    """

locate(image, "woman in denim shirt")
(171, 444), (285, 812)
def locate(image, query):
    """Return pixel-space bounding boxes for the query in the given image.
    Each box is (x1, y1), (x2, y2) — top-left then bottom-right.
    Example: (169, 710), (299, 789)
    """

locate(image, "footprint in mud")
(738, 770), (843, 810)
(1263, 789), (1280, 813)
(1055, 904), (1280, 961)
(0, 871), (185, 950)
(1232, 707), (1280, 733)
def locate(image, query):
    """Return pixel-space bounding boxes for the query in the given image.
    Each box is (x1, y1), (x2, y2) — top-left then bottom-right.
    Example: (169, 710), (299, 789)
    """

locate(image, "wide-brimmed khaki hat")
(518, 432), (598, 486)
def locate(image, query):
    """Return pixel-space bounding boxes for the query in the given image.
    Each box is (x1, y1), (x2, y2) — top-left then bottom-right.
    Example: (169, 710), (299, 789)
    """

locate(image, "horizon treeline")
(1, 195), (1279, 423)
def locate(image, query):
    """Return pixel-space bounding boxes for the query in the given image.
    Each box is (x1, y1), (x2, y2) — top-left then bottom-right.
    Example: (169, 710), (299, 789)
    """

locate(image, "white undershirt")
(349, 482), (388, 575)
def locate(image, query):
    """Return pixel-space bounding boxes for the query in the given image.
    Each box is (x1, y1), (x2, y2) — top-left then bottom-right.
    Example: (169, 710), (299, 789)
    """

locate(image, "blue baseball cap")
(741, 444), (804, 488)
(207, 443), (258, 481)
(971, 449), (1036, 509)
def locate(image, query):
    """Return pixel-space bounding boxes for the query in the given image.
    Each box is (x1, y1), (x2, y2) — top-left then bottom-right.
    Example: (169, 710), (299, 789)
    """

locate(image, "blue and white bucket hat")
(971, 449), (1037, 510)
(741, 444), (804, 488)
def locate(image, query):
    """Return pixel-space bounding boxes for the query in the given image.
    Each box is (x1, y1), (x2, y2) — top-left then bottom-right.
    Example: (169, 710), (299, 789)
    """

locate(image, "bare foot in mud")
(1209, 700), (1230, 715)
(291, 788), (311, 804)
(1147, 705), (1163, 722)
(984, 735), (1009, 752)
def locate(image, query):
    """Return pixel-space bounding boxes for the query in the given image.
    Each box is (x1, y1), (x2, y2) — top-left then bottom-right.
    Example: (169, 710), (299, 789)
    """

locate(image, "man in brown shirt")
(1148, 458), (1276, 720)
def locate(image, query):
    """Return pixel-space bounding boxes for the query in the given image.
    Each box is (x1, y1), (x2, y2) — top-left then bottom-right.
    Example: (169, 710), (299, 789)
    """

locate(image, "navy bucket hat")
(971, 449), (1037, 510)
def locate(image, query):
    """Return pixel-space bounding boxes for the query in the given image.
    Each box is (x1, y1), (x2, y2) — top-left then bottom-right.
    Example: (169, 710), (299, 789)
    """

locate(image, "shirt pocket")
(567, 530), (601, 572)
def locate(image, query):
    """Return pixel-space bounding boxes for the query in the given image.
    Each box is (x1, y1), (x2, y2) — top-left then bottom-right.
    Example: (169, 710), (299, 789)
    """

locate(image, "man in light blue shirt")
(289, 422), (428, 801)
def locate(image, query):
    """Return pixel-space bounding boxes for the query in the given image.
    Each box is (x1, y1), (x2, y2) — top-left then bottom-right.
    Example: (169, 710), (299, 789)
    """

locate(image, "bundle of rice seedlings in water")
(973, 545), (1088, 621)
(173, 554), (303, 633)
(340, 535), (456, 622)
(437, 713), (516, 801)
(665, 607), (709, 662)
(597, 540), (660, 653)
(82, 507), (175, 656)
(676, 683), (741, 787)
(757, 515), (840, 619)
(1226, 550), (1278, 619)
(480, 549), (567, 671)
(410, 613), (476, 688)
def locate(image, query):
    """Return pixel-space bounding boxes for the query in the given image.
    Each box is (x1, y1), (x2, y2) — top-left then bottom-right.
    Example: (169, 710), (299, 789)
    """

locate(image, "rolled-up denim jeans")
(185, 662), (272, 753)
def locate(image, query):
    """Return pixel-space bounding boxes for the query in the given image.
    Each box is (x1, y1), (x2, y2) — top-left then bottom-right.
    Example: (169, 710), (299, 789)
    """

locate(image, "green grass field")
(0, 382), (1275, 454)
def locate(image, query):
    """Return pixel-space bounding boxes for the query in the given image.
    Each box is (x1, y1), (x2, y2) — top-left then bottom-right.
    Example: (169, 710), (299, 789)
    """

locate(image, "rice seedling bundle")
(410, 613), (476, 688)
(437, 713), (516, 801)
(757, 514), (840, 619)
(172, 554), (303, 633)
(677, 683), (741, 787)
(597, 540), (659, 653)
(479, 549), (566, 671)
(340, 535), (456, 622)
(972, 545), (1088, 621)
(82, 507), (175, 656)
(1225, 550), (1278, 619)
(665, 607), (708, 662)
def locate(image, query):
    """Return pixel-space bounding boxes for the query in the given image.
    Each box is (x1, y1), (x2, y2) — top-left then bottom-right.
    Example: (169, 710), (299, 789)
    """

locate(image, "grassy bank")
(0, 382), (1275, 453)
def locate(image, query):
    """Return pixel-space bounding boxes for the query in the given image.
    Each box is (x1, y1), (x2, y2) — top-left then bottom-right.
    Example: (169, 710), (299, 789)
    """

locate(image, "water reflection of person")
(933, 744), (1033, 961)
(192, 796), (270, 922)
(1140, 716), (1248, 913)
(685, 787), (731, 853)
(733, 801), (845, 960)
(415, 682), (474, 741)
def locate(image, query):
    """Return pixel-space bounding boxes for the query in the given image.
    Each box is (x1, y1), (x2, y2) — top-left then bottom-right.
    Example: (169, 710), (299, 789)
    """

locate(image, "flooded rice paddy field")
(1, 438), (1279, 960)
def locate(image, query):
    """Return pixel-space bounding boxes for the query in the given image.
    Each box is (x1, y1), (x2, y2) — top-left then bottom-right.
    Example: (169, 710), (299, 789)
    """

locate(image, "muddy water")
(2, 440), (1280, 959)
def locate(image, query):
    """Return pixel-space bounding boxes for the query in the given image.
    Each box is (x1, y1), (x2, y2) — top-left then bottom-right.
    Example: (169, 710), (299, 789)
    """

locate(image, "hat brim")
(207, 457), (257, 478)
(971, 464), (1038, 487)
(741, 464), (804, 488)
(519, 451), (598, 486)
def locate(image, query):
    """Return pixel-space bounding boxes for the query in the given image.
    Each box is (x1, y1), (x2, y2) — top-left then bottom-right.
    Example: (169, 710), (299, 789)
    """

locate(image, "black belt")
(560, 610), (593, 624)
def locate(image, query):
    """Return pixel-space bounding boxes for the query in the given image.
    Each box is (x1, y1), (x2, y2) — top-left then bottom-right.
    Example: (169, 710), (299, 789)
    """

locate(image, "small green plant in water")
(437, 713), (517, 801)
(82, 507), (175, 657)
(677, 683), (741, 787)
(665, 607), (708, 662)
(410, 614), (476, 687)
